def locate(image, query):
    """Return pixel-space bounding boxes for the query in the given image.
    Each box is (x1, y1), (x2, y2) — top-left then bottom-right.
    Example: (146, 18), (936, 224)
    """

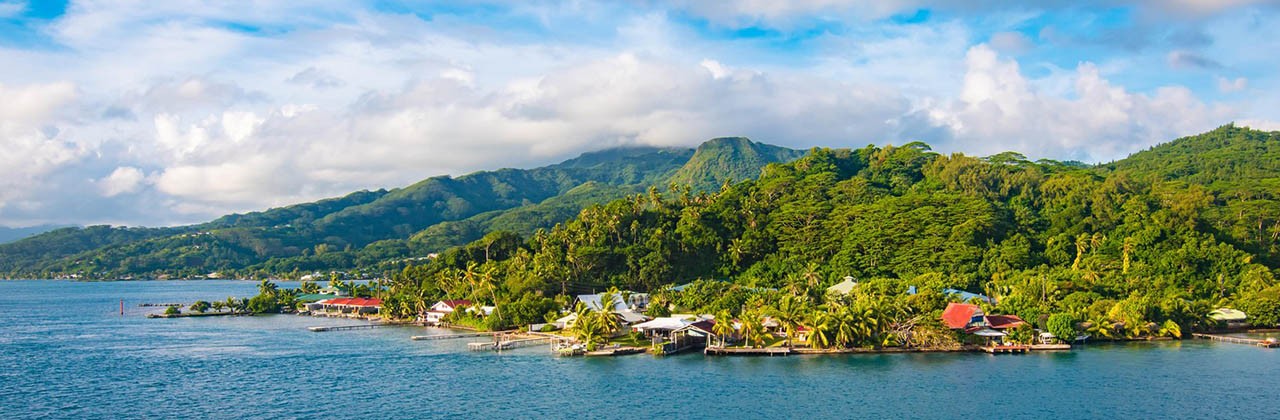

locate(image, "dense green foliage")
(370, 125), (1280, 342)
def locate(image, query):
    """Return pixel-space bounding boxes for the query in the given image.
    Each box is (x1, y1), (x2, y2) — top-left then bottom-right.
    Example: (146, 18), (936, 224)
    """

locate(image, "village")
(268, 277), (1278, 357)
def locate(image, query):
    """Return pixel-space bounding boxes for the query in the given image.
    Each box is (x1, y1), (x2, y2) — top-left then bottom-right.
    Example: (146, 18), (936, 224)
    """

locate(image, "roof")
(576, 294), (629, 312)
(436, 300), (472, 310)
(675, 320), (716, 336)
(322, 297), (381, 307)
(942, 303), (982, 329)
(943, 289), (995, 305)
(826, 278), (858, 295)
(1208, 308), (1247, 322)
(985, 314), (1026, 330)
(632, 316), (700, 332)
(294, 293), (332, 303)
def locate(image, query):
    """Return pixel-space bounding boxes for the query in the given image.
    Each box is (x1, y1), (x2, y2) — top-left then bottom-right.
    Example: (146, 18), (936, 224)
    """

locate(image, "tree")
(771, 295), (807, 348)
(1045, 313), (1078, 343)
(189, 300), (210, 313)
(712, 310), (736, 347)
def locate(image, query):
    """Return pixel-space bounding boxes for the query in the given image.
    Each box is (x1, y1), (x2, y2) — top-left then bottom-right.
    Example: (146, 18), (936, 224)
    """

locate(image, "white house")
(424, 299), (472, 324)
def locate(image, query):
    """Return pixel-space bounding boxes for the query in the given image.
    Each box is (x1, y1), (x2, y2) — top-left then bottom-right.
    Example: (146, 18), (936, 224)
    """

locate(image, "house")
(631, 315), (712, 337)
(942, 302), (1024, 331)
(424, 300), (472, 324)
(1208, 308), (1248, 328)
(826, 277), (858, 295)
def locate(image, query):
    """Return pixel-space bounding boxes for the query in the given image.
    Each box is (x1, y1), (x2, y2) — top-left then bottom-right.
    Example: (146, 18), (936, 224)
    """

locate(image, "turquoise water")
(1, 280), (1277, 419)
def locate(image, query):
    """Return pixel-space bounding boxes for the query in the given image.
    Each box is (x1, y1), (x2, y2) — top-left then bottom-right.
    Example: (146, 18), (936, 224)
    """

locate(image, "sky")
(1, 0), (1278, 228)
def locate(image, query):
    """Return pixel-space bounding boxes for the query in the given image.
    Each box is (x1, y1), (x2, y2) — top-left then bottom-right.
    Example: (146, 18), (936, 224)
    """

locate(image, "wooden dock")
(1193, 333), (1279, 348)
(467, 335), (557, 351)
(585, 346), (646, 357)
(704, 346), (791, 356)
(982, 345), (1030, 354)
(411, 332), (497, 341)
(307, 323), (407, 332)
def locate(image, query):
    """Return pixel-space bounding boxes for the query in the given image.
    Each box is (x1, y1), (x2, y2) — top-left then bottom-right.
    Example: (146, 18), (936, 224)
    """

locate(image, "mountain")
(0, 225), (71, 245)
(0, 138), (803, 278)
(667, 137), (809, 192)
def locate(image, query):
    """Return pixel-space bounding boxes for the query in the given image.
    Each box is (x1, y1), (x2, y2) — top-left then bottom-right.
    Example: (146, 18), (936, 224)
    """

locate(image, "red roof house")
(942, 303), (984, 329)
(941, 302), (1026, 331)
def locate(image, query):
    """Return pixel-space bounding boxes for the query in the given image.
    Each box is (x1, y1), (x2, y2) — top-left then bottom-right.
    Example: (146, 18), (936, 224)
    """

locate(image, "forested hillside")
(375, 124), (1280, 333)
(0, 139), (801, 278)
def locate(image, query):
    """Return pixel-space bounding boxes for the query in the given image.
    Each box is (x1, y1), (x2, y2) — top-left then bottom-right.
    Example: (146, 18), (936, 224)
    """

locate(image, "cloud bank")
(0, 1), (1276, 226)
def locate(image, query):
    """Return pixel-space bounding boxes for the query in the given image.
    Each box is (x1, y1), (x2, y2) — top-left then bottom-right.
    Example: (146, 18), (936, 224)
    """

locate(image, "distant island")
(70, 124), (1280, 354)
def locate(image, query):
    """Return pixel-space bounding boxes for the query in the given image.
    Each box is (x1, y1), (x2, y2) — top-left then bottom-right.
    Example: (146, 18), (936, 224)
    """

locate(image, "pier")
(1193, 333), (1279, 348)
(704, 346), (791, 356)
(981, 344), (1030, 354)
(467, 334), (558, 351)
(411, 332), (499, 341)
(307, 323), (408, 332)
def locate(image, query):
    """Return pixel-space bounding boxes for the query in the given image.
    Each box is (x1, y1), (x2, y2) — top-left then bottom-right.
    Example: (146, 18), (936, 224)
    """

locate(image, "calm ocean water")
(1, 280), (1276, 419)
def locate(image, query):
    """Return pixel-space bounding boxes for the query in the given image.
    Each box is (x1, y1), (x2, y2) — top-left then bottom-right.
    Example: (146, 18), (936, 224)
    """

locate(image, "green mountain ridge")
(0, 138), (803, 278)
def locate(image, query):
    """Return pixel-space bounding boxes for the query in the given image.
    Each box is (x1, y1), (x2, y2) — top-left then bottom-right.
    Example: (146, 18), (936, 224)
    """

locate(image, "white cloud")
(96, 166), (145, 197)
(1217, 76), (1248, 92)
(928, 45), (1229, 161)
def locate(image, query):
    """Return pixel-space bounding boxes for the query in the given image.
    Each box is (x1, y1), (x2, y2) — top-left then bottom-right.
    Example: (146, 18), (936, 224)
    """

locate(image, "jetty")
(146, 312), (236, 319)
(585, 346), (646, 357)
(982, 344), (1030, 354)
(704, 346), (791, 356)
(468, 334), (558, 351)
(411, 332), (498, 341)
(307, 323), (408, 332)
(1193, 333), (1279, 348)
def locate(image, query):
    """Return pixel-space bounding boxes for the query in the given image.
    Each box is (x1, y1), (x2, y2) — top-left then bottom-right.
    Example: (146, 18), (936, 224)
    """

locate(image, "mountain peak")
(668, 137), (806, 191)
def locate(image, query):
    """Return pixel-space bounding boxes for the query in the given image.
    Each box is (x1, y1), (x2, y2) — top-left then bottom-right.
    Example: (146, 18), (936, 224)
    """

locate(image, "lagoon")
(1, 280), (1276, 419)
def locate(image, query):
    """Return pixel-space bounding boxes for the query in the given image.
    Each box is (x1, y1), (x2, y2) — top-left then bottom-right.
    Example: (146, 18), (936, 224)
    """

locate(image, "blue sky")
(0, 0), (1277, 227)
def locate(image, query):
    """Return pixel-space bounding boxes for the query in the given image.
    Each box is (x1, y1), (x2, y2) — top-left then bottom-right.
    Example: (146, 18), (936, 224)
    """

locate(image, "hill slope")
(0, 138), (803, 278)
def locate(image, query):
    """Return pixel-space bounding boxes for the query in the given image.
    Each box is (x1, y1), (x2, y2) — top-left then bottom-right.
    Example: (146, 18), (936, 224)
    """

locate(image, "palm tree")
(258, 279), (278, 297)
(594, 291), (622, 337)
(712, 310), (736, 347)
(738, 310), (764, 348)
(1072, 233), (1090, 270)
(772, 295), (808, 348)
(805, 309), (836, 349)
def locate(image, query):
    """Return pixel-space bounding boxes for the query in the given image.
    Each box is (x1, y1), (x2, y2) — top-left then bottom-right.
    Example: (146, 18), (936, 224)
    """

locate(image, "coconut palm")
(805, 309), (836, 349)
(594, 291), (622, 337)
(258, 279), (278, 296)
(712, 310), (736, 347)
(772, 295), (808, 348)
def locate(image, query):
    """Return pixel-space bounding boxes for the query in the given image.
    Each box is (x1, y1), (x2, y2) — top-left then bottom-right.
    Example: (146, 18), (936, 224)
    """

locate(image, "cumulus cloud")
(96, 167), (145, 197)
(0, 82), (82, 211)
(927, 45), (1228, 161)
